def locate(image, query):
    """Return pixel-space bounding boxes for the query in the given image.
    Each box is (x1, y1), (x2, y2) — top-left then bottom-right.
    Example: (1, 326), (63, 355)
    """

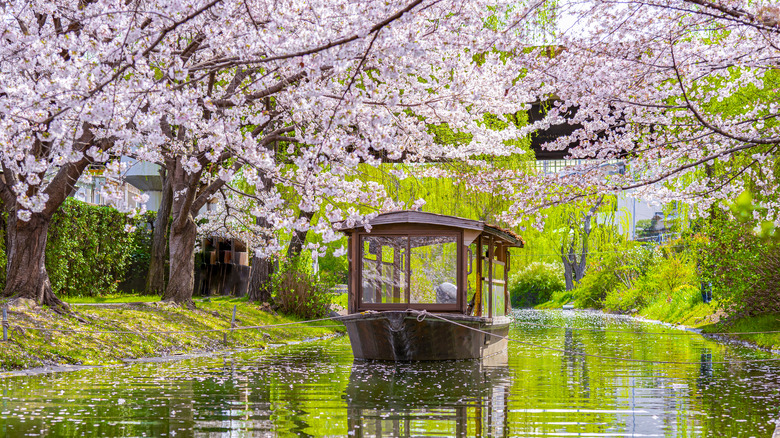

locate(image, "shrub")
(573, 264), (620, 308)
(603, 286), (646, 313)
(509, 262), (565, 308)
(317, 250), (348, 284)
(272, 256), (333, 319)
(694, 209), (780, 315)
(45, 199), (152, 297)
(572, 245), (659, 309)
(601, 246), (697, 309)
(633, 254), (696, 301)
(0, 199), (151, 297)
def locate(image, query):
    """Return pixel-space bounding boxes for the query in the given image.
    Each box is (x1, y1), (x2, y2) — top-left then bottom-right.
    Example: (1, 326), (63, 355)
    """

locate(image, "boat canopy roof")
(338, 211), (524, 247)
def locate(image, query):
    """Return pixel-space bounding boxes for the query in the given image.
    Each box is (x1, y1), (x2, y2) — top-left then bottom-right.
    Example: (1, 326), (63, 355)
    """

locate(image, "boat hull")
(342, 311), (509, 361)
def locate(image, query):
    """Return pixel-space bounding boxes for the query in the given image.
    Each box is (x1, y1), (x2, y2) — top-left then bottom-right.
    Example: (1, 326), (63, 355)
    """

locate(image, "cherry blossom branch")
(671, 41), (780, 145)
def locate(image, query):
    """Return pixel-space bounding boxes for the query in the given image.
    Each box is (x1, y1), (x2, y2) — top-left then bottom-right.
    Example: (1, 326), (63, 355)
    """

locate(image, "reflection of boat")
(345, 353), (511, 437)
(338, 211), (523, 361)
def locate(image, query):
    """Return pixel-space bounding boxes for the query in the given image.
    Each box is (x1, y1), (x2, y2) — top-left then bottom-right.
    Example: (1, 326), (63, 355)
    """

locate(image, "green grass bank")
(537, 291), (780, 350)
(0, 296), (345, 372)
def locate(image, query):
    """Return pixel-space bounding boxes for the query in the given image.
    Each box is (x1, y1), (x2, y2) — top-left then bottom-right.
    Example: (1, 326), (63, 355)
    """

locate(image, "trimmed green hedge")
(0, 198), (154, 297)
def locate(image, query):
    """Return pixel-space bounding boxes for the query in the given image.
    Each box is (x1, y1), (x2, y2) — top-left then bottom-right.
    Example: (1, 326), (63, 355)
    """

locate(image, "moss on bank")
(0, 297), (344, 372)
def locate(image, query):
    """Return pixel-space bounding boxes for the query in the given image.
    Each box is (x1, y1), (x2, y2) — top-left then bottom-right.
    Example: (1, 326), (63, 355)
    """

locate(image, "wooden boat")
(337, 211), (523, 361)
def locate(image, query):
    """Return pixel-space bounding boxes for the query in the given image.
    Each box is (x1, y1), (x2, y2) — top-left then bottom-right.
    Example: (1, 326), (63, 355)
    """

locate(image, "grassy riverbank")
(537, 292), (780, 350)
(0, 297), (344, 372)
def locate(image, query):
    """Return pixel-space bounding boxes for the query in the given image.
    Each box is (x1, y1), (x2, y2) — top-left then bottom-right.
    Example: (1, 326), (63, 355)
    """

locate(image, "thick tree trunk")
(145, 171), (172, 295)
(161, 215), (197, 305)
(2, 214), (67, 310)
(247, 253), (274, 303)
(562, 249), (575, 291)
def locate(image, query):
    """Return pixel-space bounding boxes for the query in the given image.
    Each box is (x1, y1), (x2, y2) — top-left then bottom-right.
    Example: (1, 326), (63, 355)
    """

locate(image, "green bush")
(317, 250), (348, 284)
(272, 256), (334, 319)
(602, 250), (698, 314)
(509, 262), (565, 308)
(573, 264), (620, 308)
(694, 210), (780, 315)
(602, 286), (646, 313)
(0, 198), (152, 297)
(572, 245), (659, 309)
(46, 199), (153, 297)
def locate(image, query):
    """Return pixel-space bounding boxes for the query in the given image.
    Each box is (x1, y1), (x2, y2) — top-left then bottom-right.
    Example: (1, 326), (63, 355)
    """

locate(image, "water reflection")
(561, 327), (591, 401)
(345, 353), (510, 437)
(1, 311), (779, 437)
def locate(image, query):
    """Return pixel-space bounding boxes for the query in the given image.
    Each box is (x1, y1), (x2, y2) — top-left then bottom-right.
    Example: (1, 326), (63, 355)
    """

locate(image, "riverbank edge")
(630, 313), (780, 356)
(0, 333), (342, 378)
(0, 297), (345, 373)
(536, 301), (780, 352)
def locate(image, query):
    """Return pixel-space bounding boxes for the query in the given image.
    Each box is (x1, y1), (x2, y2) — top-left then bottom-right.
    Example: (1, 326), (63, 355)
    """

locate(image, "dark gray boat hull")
(341, 311), (509, 361)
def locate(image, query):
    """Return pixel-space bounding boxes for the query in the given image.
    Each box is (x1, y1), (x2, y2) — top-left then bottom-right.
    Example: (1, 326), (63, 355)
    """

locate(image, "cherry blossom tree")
(1, 0), (546, 307)
(490, 0), (780, 226)
(0, 0), (230, 308)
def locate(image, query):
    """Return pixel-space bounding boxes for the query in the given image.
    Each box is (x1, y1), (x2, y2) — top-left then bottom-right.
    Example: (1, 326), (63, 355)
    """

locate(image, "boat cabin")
(339, 211), (524, 318)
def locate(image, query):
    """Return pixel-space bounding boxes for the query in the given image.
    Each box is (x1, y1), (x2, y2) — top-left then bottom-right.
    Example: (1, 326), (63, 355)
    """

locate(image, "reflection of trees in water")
(692, 353), (780, 436)
(192, 345), (343, 436)
(561, 328), (591, 400)
(697, 348), (713, 388)
(344, 356), (511, 437)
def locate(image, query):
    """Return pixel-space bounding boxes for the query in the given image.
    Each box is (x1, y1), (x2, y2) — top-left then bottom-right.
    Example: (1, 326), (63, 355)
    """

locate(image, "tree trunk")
(286, 210), (315, 259)
(145, 171), (172, 296)
(247, 253), (274, 303)
(248, 174), (276, 303)
(2, 214), (67, 310)
(562, 247), (575, 291)
(560, 196), (604, 291)
(161, 215), (197, 305)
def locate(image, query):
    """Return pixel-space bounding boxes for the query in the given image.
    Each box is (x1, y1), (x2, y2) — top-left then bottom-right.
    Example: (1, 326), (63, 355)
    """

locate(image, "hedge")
(0, 198), (155, 297)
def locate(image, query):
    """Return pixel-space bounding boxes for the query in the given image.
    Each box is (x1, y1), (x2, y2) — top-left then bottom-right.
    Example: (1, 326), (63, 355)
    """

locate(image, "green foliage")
(0, 199), (154, 297)
(573, 263), (620, 308)
(272, 256), (334, 319)
(509, 262), (565, 308)
(568, 242), (698, 313)
(45, 199), (152, 297)
(694, 204), (780, 315)
(602, 286), (646, 313)
(601, 252), (698, 313)
(316, 251), (348, 284)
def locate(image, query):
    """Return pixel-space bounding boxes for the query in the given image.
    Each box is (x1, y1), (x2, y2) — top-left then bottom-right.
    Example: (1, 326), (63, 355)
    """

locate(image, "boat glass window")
(409, 236), (458, 303)
(361, 236), (408, 304)
(467, 242), (478, 313)
(491, 260), (506, 317)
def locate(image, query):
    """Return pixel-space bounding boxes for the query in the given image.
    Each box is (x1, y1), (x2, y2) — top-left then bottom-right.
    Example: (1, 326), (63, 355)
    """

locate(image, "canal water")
(1, 310), (779, 437)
